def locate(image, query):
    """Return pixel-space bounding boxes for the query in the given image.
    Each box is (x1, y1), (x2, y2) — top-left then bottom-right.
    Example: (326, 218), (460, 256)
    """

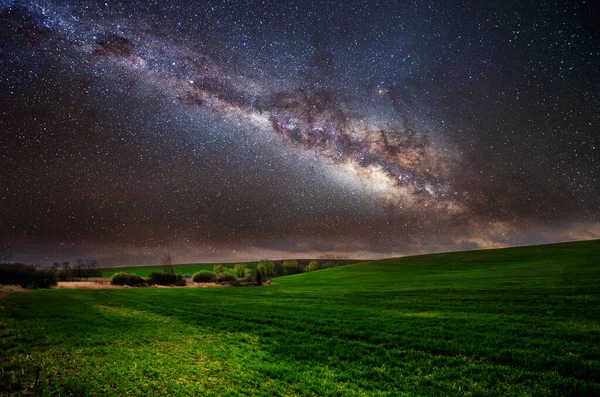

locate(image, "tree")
(75, 259), (85, 279)
(49, 262), (60, 279)
(273, 261), (284, 276)
(213, 263), (224, 274)
(59, 262), (72, 281)
(283, 259), (300, 275)
(161, 252), (175, 275)
(85, 259), (99, 278)
(233, 263), (247, 278)
(256, 260), (275, 276)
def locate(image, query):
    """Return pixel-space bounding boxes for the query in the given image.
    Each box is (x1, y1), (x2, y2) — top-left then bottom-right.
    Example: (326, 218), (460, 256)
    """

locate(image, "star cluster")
(1, 0), (599, 265)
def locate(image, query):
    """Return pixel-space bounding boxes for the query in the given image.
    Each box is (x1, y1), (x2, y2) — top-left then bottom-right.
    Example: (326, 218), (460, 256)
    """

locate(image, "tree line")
(0, 253), (101, 289)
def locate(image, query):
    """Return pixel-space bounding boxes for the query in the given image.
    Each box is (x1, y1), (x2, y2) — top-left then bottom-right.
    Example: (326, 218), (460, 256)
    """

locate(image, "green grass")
(2, 240), (599, 396)
(100, 262), (258, 278)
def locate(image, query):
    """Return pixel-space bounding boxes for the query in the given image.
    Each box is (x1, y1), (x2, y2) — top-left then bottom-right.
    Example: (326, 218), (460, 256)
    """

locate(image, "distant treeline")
(49, 259), (102, 281)
(110, 259), (356, 287)
(1, 257), (358, 289)
(0, 264), (57, 289)
(257, 259), (357, 276)
(0, 258), (101, 289)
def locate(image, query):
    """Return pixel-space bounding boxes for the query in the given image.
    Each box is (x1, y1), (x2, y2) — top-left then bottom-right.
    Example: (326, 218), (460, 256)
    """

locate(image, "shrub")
(174, 274), (187, 286)
(233, 263), (247, 278)
(110, 272), (128, 285)
(127, 274), (146, 286)
(147, 272), (177, 286)
(0, 263), (57, 289)
(182, 274), (192, 279)
(216, 272), (236, 283)
(192, 271), (216, 282)
(213, 264), (223, 274)
(307, 260), (321, 272)
(111, 272), (145, 286)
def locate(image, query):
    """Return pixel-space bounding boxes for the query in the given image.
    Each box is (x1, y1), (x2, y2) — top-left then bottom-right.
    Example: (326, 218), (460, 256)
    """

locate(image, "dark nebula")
(1, 0), (599, 265)
(92, 33), (134, 58)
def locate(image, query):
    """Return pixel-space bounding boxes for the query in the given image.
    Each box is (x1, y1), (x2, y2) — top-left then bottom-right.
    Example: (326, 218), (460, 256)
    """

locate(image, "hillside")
(280, 239), (600, 291)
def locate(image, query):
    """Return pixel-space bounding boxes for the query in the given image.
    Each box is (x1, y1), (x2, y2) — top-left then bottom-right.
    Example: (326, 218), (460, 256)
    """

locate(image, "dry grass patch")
(56, 280), (232, 289)
(56, 281), (117, 289)
(0, 285), (26, 302)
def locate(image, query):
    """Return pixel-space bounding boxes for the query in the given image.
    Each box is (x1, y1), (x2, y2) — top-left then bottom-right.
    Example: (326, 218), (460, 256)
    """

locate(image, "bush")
(192, 271), (216, 282)
(182, 274), (192, 279)
(216, 272), (236, 283)
(213, 264), (223, 274)
(111, 272), (145, 286)
(307, 260), (321, 272)
(110, 272), (128, 285)
(174, 275), (187, 286)
(147, 272), (177, 286)
(0, 263), (57, 289)
(128, 274), (146, 286)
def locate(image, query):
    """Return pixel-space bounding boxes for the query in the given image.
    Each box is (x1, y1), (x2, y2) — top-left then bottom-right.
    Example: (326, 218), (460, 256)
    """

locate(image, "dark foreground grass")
(1, 240), (599, 396)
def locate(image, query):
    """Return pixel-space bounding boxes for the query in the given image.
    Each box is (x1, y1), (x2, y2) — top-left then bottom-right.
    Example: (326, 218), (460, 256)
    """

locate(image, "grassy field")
(1, 240), (599, 395)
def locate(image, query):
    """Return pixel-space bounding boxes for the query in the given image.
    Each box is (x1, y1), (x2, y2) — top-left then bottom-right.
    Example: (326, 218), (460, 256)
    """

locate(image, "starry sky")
(1, 0), (599, 266)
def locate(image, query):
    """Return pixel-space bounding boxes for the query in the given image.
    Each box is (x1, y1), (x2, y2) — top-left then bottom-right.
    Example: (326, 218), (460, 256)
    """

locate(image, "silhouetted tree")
(85, 259), (99, 278)
(161, 252), (175, 275)
(49, 262), (60, 279)
(59, 262), (72, 281)
(75, 259), (85, 279)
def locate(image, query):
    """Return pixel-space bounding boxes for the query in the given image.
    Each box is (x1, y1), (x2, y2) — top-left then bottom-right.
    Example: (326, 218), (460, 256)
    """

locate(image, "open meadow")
(1, 240), (599, 396)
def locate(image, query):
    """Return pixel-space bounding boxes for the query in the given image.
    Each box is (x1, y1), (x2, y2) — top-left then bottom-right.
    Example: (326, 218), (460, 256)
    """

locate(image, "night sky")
(1, 0), (599, 266)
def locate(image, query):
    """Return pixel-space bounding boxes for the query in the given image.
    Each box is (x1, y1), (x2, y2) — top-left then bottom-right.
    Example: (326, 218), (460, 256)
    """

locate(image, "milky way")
(1, 0), (599, 265)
